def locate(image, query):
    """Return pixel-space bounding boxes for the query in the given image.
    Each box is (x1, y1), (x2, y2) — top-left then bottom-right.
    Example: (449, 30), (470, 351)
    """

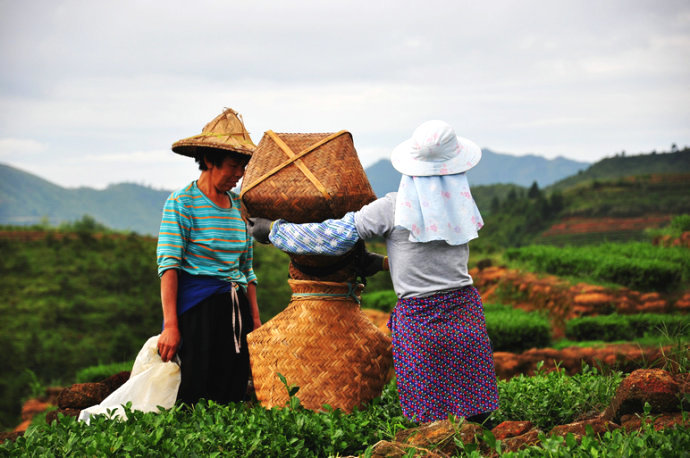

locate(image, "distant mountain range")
(1, 148), (687, 236)
(0, 163), (170, 236)
(366, 149), (590, 196)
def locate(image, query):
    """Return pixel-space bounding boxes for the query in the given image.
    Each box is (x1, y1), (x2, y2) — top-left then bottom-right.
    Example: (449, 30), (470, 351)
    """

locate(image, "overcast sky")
(1, 0), (689, 190)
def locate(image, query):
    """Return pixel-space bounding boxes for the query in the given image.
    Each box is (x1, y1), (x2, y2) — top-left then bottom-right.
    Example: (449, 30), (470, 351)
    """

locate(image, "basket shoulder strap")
(241, 130), (348, 200)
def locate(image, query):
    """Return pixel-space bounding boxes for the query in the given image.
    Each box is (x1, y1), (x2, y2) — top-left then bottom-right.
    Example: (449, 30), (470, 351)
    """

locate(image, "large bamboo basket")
(247, 280), (393, 412)
(240, 130), (377, 272)
(240, 131), (376, 223)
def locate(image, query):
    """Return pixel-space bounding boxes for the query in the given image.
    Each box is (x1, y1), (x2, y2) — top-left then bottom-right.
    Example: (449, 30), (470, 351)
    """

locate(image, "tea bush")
(566, 313), (690, 342)
(361, 289), (398, 312)
(505, 242), (688, 291)
(488, 365), (623, 431)
(484, 304), (552, 352)
(671, 213), (690, 232)
(1, 368), (632, 456)
(508, 424), (690, 457)
(75, 361), (134, 383)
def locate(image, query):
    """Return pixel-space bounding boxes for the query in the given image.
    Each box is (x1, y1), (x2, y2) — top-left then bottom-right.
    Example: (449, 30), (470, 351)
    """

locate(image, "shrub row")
(566, 313), (690, 342)
(360, 290), (398, 312)
(75, 362), (135, 384)
(2, 369), (626, 456)
(484, 304), (552, 352)
(505, 242), (688, 291)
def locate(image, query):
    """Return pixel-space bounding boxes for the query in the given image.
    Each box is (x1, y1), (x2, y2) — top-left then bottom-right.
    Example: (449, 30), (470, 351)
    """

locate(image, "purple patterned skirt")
(387, 286), (499, 422)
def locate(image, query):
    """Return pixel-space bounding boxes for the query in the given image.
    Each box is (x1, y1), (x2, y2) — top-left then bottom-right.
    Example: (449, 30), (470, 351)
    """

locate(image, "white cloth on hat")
(394, 174), (483, 245)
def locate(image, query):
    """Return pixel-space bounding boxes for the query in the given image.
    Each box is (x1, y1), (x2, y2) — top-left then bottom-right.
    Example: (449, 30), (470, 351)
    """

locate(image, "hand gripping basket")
(240, 130), (376, 223)
(246, 280), (393, 412)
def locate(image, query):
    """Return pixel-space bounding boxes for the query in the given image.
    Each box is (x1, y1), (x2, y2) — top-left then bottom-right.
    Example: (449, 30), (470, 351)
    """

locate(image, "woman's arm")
(268, 212), (360, 255)
(157, 268), (180, 362)
(246, 281), (261, 330)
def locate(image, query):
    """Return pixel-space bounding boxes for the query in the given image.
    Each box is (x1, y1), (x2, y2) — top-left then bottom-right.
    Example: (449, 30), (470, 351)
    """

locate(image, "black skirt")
(176, 288), (254, 405)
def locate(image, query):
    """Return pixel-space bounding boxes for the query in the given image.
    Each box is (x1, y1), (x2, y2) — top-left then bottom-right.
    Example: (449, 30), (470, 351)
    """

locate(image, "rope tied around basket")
(290, 281), (364, 304)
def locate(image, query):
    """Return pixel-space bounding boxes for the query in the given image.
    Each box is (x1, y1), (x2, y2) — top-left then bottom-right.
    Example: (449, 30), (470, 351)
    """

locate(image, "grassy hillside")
(550, 148), (690, 191)
(0, 224), (292, 429)
(474, 173), (690, 250)
(0, 163), (170, 235)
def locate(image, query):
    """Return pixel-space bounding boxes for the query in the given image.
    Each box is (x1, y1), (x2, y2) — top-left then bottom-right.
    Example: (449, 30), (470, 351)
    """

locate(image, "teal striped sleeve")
(268, 212), (360, 256)
(240, 238), (258, 284)
(157, 191), (190, 277)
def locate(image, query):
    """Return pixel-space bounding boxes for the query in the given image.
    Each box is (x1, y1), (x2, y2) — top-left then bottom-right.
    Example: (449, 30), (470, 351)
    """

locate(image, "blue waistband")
(177, 272), (235, 316)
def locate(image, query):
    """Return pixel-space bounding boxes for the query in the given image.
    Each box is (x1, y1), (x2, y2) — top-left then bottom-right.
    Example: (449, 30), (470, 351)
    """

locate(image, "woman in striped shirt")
(156, 109), (261, 405)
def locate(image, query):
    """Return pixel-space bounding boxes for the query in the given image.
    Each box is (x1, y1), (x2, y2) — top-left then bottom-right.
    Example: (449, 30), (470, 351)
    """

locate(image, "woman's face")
(206, 155), (247, 192)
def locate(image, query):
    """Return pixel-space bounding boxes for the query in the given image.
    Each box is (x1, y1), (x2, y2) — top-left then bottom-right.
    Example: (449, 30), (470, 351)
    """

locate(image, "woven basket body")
(247, 280), (393, 412)
(240, 131), (376, 223)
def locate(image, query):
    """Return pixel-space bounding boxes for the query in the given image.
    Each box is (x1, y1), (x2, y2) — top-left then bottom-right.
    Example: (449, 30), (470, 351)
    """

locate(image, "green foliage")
(557, 173), (690, 219)
(1, 370), (642, 456)
(0, 230), (161, 430)
(516, 424), (690, 457)
(671, 213), (690, 232)
(2, 380), (413, 457)
(489, 364), (623, 431)
(566, 313), (690, 343)
(75, 361), (134, 383)
(251, 243), (292, 321)
(484, 304), (552, 352)
(0, 228), (392, 430)
(550, 148), (690, 189)
(505, 242), (689, 291)
(472, 188), (563, 250)
(361, 290), (398, 312)
(471, 183), (526, 217)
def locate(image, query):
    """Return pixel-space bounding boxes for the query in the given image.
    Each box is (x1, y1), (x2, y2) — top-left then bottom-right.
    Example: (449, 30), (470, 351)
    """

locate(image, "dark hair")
(193, 147), (250, 171)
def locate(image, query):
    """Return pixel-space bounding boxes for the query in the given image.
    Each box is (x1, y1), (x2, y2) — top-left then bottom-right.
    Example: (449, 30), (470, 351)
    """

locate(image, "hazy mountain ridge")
(365, 149), (590, 197)
(0, 163), (170, 235)
(1, 148), (687, 236)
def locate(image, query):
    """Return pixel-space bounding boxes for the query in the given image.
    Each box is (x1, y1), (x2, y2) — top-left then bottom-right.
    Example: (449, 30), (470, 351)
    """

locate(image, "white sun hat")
(390, 120), (482, 176)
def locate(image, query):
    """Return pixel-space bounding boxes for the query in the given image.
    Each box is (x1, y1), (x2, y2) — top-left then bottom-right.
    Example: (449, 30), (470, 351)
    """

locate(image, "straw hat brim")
(171, 107), (257, 157)
(390, 135), (482, 176)
(172, 138), (255, 158)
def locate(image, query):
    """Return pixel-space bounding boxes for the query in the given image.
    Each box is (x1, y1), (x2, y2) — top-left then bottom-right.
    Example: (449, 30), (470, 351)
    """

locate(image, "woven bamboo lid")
(240, 130), (376, 223)
(172, 107), (256, 157)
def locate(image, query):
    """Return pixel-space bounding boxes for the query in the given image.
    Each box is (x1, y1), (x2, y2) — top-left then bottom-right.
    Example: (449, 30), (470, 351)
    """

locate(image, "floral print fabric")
(388, 286), (500, 422)
(394, 173), (483, 245)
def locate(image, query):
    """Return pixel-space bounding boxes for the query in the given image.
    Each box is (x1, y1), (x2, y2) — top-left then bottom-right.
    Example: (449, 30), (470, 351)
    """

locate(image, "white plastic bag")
(78, 335), (181, 424)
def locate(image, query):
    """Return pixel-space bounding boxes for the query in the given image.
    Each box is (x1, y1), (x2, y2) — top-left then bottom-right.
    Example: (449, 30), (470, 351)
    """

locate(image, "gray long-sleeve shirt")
(354, 192), (473, 299)
(270, 192), (474, 299)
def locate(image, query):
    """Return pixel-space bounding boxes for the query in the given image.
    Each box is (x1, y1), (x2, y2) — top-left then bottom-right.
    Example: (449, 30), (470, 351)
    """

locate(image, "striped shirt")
(157, 181), (257, 286)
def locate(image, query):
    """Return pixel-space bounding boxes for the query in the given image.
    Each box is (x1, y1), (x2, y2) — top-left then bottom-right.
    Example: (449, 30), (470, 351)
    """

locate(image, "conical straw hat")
(172, 107), (256, 157)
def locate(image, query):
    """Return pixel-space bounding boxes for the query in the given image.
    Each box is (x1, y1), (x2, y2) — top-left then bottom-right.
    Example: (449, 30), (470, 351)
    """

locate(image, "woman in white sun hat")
(249, 120), (499, 423)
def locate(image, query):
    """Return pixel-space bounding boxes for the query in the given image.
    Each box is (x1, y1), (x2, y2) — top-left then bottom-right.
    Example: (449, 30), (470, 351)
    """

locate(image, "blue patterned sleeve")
(268, 212), (360, 255)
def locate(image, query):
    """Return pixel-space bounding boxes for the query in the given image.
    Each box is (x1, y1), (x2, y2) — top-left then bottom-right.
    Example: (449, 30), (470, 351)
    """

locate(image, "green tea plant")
(489, 364), (623, 431)
(2, 380), (413, 457)
(566, 313), (690, 342)
(484, 304), (552, 352)
(75, 362), (134, 383)
(505, 242), (688, 291)
(7, 368), (682, 457)
(361, 289), (398, 312)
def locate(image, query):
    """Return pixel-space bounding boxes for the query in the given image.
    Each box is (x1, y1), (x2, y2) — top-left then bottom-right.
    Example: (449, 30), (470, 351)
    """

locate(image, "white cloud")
(0, 138), (47, 157)
(0, 0), (689, 188)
